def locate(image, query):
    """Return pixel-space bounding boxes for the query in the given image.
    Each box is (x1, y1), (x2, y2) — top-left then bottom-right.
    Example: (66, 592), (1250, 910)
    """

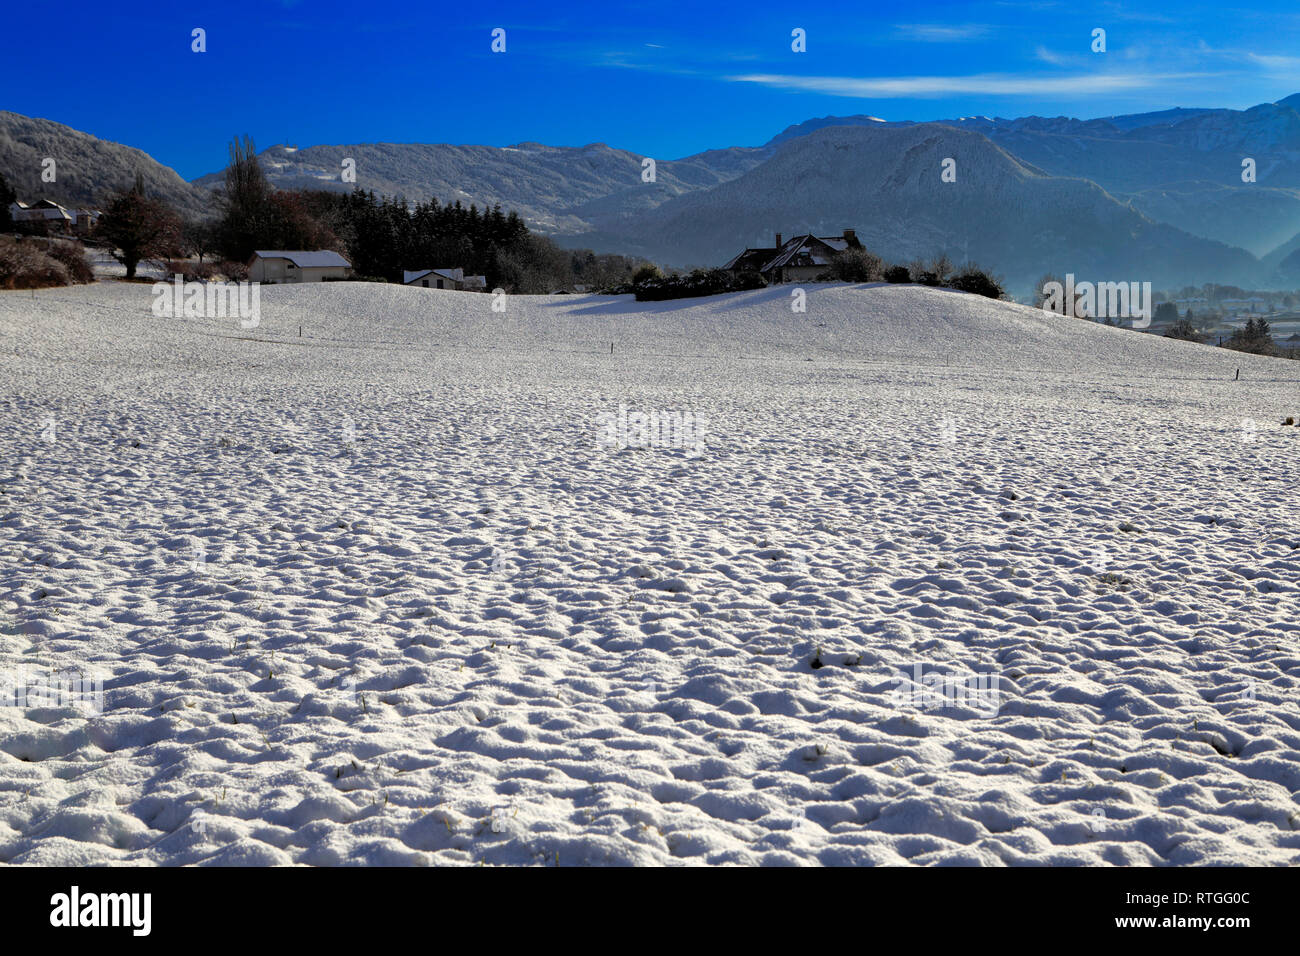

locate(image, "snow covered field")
(0, 279), (1297, 866)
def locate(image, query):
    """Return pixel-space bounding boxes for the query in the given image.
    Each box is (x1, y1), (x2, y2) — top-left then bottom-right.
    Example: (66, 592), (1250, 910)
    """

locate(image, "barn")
(248, 250), (352, 283)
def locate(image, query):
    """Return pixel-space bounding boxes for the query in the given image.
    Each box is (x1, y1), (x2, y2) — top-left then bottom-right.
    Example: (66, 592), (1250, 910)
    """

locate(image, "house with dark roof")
(248, 250), (352, 283)
(10, 199), (73, 234)
(723, 230), (861, 283)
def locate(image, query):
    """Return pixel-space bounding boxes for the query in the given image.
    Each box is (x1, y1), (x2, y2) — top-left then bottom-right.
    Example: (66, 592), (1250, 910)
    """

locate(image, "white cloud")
(726, 71), (1219, 98)
(894, 24), (991, 43)
(1246, 53), (1300, 70)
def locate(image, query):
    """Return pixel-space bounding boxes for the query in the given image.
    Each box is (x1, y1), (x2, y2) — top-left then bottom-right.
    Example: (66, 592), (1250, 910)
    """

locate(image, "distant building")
(248, 250), (352, 283)
(68, 208), (101, 234)
(1221, 297), (1269, 314)
(402, 267), (487, 291)
(723, 230), (861, 283)
(10, 199), (73, 233)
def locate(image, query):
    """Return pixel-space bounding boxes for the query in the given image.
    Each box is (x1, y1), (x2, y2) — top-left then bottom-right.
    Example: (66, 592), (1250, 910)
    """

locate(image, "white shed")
(249, 250), (352, 283)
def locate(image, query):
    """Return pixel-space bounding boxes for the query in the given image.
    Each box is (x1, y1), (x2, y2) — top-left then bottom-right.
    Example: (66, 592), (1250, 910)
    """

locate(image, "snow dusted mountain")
(566, 123), (1260, 293)
(0, 112), (210, 217)
(6, 93), (1300, 291)
(765, 98), (1300, 257)
(190, 141), (769, 234)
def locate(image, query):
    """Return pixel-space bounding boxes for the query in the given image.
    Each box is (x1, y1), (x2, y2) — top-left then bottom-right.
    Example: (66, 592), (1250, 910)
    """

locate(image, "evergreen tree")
(0, 173), (15, 232)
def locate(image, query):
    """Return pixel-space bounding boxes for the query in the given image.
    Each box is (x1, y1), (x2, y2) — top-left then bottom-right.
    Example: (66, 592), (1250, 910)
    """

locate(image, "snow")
(0, 279), (1298, 866)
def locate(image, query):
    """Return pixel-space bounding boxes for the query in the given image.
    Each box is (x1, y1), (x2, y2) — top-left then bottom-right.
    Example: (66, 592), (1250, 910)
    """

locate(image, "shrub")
(0, 237), (71, 289)
(910, 254), (954, 287)
(1164, 317), (1206, 343)
(159, 259), (217, 281)
(218, 260), (249, 281)
(1225, 319), (1278, 356)
(948, 264), (1006, 299)
(826, 247), (884, 282)
(634, 268), (765, 301)
(46, 240), (94, 284)
(883, 265), (911, 283)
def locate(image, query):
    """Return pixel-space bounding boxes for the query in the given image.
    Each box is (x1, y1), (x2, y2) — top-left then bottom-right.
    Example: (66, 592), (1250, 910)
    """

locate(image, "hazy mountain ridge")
(763, 99), (1300, 257)
(561, 124), (1260, 294)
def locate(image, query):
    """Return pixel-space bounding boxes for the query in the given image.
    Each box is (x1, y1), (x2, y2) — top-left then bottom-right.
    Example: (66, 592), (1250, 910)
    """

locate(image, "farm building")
(9, 199), (73, 233)
(248, 250), (352, 283)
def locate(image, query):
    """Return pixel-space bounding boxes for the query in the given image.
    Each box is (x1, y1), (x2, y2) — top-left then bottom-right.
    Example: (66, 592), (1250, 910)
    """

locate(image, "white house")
(402, 267), (487, 291)
(248, 250), (352, 283)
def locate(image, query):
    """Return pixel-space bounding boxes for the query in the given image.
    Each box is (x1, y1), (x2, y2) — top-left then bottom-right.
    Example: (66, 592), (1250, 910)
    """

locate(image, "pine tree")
(0, 173), (15, 232)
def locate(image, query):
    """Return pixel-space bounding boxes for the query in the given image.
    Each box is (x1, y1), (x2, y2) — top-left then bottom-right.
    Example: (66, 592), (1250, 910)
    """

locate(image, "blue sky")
(6, 0), (1300, 179)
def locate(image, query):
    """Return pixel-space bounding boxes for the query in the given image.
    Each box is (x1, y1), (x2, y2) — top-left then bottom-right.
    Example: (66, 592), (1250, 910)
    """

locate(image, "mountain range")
(6, 95), (1300, 294)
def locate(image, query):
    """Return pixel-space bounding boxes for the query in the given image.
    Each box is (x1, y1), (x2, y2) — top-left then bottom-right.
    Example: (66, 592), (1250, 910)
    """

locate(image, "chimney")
(773, 233), (782, 249)
(843, 228), (858, 245)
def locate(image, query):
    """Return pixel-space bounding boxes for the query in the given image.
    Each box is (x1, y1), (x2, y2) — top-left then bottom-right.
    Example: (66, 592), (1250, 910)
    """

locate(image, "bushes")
(1164, 317), (1206, 343)
(874, 257), (1005, 299)
(634, 268), (765, 301)
(908, 254), (954, 287)
(825, 247), (883, 282)
(218, 260), (249, 281)
(159, 259), (218, 281)
(1225, 317), (1278, 356)
(46, 240), (94, 284)
(0, 237), (86, 289)
(947, 264), (1006, 300)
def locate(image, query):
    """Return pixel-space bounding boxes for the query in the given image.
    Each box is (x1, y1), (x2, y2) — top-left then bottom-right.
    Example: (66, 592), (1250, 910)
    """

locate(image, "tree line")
(81, 136), (652, 290)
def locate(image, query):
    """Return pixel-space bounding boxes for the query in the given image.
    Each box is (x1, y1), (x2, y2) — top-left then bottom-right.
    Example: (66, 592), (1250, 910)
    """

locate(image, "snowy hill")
(0, 280), (1297, 866)
(0, 112), (211, 217)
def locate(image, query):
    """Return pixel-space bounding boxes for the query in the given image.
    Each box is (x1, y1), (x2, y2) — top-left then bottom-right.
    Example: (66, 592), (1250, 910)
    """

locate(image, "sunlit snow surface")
(0, 280), (1297, 865)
